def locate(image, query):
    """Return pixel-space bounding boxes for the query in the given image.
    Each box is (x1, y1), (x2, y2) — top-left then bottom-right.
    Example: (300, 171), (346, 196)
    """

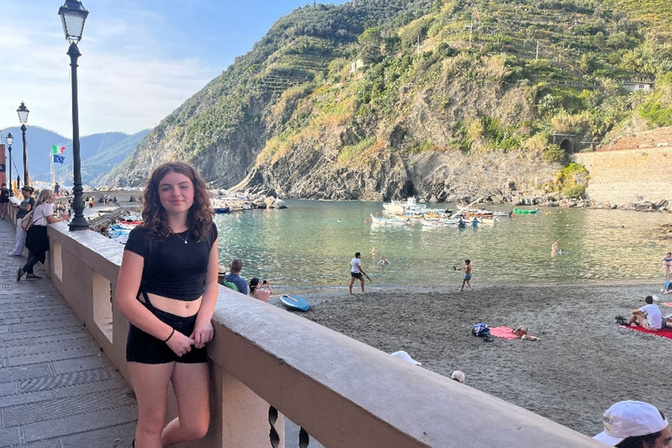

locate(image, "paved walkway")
(0, 218), (136, 447)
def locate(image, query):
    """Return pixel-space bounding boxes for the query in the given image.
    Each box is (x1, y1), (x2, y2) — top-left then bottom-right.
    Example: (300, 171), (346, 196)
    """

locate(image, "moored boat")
(371, 214), (408, 225)
(513, 208), (539, 215)
(382, 197), (426, 216)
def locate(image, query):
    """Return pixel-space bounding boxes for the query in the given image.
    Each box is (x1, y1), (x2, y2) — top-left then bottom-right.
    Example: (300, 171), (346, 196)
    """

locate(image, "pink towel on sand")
(488, 326), (518, 340)
(662, 302), (672, 307)
(621, 325), (672, 340)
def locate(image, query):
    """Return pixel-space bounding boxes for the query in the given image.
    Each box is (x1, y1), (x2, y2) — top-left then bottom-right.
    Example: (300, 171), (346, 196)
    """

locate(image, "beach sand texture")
(279, 283), (672, 438)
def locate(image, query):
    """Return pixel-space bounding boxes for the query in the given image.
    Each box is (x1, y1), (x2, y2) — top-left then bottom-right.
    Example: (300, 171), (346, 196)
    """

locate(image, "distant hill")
(0, 126), (149, 186)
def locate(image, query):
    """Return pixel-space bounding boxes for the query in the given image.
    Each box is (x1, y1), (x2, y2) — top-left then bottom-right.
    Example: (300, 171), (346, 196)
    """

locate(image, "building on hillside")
(350, 58), (365, 73)
(622, 79), (654, 93)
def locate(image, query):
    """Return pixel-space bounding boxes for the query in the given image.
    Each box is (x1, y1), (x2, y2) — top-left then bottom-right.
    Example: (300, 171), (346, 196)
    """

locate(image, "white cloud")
(0, 1), (218, 136)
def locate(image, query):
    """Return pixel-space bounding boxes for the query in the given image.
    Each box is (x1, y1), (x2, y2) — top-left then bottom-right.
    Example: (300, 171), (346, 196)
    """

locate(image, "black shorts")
(351, 272), (363, 279)
(126, 304), (207, 364)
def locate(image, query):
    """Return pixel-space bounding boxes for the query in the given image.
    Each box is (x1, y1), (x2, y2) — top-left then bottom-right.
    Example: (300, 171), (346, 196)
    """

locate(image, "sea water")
(214, 199), (670, 290)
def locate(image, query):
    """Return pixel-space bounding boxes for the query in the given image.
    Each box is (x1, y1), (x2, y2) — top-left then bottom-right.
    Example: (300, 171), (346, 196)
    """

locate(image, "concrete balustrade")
(39, 222), (604, 448)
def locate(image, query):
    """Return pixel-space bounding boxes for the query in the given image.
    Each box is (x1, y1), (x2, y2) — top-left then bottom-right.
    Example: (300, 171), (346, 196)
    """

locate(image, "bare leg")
(360, 278), (365, 294)
(627, 314), (648, 327)
(128, 362), (174, 448)
(459, 280), (465, 291)
(467, 280), (472, 291)
(162, 363), (210, 446)
(349, 277), (355, 295)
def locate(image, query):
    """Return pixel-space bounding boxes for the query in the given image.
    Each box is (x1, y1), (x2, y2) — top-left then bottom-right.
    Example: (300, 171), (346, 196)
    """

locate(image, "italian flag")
(52, 145), (66, 154)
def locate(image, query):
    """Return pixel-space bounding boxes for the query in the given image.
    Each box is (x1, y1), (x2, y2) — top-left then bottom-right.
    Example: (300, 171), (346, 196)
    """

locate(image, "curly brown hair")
(140, 162), (214, 241)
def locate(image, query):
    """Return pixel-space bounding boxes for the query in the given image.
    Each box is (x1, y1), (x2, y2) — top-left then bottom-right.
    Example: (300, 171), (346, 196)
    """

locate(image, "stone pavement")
(0, 218), (136, 447)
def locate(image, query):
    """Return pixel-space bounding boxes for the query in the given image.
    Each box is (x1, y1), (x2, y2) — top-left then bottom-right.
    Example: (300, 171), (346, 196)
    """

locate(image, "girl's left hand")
(191, 320), (214, 349)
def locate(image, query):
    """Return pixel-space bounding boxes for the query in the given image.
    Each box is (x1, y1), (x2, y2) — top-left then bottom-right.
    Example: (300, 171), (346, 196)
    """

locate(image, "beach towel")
(620, 325), (672, 340)
(488, 326), (519, 340)
(662, 302), (672, 307)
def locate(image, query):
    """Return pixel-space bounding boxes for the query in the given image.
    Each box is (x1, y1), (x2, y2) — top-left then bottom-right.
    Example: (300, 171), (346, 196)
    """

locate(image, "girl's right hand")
(165, 331), (195, 357)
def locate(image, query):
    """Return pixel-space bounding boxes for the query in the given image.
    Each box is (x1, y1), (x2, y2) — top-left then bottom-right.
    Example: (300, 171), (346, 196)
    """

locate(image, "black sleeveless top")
(124, 223), (218, 301)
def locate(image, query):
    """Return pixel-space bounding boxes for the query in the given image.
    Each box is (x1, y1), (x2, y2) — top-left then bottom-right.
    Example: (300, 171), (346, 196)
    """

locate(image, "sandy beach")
(272, 282), (672, 439)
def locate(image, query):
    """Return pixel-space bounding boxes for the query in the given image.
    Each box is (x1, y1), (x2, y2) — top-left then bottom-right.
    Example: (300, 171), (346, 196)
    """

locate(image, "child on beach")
(459, 259), (472, 291)
(662, 252), (671, 280)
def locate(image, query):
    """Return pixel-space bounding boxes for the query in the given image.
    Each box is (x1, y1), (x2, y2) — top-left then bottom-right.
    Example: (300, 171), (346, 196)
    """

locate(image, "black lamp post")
(16, 102), (29, 187)
(59, 0), (89, 230)
(5, 133), (13, 196)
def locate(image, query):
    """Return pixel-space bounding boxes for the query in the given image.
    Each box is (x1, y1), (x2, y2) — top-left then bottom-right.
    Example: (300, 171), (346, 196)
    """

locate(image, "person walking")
(115, 162), (219, 448)
(0, 183), (9, 219)
(17, 189), (69, 280)
(459, 259), (472, 291)
(9, 186), (35, 256)
(349, 252), (370, 295)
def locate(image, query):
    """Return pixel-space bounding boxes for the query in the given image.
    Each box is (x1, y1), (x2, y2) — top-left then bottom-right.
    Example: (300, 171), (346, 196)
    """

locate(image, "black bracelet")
(163, 328), (175, 343)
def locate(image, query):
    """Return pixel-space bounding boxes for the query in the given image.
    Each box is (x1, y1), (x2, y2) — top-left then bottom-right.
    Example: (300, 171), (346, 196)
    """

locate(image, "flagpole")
(51, 149), (55, 189)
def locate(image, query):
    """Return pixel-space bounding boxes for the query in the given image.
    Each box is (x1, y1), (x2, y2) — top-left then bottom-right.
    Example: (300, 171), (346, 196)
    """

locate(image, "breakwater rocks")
(492, 195), (670, 213)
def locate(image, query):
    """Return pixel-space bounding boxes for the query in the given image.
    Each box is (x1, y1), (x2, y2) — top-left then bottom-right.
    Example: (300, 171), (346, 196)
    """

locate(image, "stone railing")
(44, 223), (605, 448)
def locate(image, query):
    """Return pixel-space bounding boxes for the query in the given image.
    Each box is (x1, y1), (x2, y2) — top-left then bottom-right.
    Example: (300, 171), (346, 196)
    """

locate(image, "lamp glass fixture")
(58, 0), (89, 44)
(17, 102), (29, 124)
(6, 133), (13, 145)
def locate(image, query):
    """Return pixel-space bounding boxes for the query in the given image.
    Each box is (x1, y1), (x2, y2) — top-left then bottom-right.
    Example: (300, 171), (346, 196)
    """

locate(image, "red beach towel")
(620, 325), (672, 340)
(488, 326), (518, 340)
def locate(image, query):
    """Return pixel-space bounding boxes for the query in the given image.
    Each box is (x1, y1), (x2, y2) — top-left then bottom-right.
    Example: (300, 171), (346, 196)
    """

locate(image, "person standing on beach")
(459, 259), (472, 291)
(349, 252), (369, 295)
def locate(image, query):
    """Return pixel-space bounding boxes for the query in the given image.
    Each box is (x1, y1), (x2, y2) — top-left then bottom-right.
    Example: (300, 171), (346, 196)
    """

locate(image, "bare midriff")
(142, 293), (202, 317)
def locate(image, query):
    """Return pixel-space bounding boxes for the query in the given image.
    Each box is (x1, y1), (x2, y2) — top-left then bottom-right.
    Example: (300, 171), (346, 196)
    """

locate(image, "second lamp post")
(16, 102), (29, 188)
(5, 133), (13, 196)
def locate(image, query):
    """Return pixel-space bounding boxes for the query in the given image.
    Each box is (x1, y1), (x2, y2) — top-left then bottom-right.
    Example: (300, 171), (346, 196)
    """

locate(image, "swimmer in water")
(378, 256), (390, 266)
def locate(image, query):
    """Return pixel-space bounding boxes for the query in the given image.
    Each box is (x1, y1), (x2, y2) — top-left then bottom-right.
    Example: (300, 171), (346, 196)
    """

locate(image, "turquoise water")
(214, 200), (671, 290)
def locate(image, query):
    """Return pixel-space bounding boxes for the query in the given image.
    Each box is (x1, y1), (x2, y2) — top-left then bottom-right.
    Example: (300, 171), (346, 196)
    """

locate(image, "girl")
(116, 163), (219, 448)
(249, 277), (273, 302)
(17, 189), (69, 280)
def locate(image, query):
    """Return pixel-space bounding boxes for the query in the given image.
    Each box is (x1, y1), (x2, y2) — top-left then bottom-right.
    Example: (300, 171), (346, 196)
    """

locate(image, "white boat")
(383, 197), (426, 216)
(370, 214), (408, 226)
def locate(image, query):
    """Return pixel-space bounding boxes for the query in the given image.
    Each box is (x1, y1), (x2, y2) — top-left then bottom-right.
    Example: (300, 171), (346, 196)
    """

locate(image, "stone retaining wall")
(573, 147), (672, 205)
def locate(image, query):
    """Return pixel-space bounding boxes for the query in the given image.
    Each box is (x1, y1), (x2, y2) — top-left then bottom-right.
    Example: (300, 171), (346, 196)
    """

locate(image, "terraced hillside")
(101, 0), (672, 203)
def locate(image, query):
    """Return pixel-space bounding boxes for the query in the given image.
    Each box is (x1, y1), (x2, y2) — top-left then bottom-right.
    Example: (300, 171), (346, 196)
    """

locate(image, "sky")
(0, 0), (348, 138)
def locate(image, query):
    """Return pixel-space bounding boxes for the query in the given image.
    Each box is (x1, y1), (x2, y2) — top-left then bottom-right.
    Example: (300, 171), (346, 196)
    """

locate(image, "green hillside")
(104, 0), (672, 201)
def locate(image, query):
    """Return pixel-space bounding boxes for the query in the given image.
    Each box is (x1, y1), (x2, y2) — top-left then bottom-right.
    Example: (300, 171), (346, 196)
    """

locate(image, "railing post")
(192, 363), (284, 448)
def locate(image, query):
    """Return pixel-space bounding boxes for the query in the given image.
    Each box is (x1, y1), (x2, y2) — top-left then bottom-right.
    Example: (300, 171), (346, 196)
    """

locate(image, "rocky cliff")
(101, 0), (672, 204)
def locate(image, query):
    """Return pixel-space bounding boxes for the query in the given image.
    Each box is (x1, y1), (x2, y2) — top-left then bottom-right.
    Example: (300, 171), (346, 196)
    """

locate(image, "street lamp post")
(59, 0), (89, 230)
(16, 102), (29, 187)
(5, 133), (13, 196)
